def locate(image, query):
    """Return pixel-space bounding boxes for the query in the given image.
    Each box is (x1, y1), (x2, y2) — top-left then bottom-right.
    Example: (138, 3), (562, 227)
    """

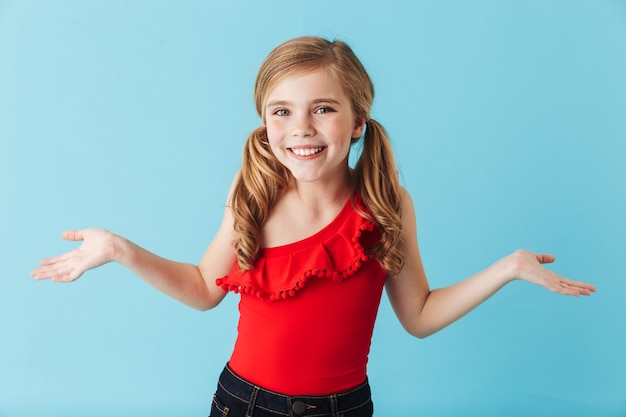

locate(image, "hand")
(507, 249), (596, 296)
(31, 229), (120, 282)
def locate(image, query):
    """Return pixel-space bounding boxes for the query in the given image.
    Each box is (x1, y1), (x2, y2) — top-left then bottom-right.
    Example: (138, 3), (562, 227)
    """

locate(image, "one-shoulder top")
(215, 196), (387, 395)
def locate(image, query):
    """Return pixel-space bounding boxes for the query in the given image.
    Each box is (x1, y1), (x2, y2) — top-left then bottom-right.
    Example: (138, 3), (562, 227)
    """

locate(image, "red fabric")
(216, 197), (387, 395)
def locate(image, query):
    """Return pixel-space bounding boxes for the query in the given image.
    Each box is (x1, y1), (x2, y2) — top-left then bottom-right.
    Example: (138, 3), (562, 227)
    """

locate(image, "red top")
(215, 197), (387, 395)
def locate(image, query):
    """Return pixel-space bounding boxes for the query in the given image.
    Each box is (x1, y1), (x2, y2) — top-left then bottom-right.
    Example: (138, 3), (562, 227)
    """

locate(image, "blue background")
(1, 1), (625, 416)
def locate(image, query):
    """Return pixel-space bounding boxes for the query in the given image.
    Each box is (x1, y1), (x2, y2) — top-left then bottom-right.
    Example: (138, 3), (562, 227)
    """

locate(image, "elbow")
(194, 304), (215, 312)
(407, 327), (434, 340)
(193, 298), (222, 312)
(190, 293), (225, 312)
(403, 321), (437, 339)
(191, 280), (227, 311)
(415, 331), (436, 339)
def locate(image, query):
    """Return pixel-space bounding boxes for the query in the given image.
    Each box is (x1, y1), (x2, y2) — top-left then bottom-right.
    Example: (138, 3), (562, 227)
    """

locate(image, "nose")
(290, 113), (315, 138)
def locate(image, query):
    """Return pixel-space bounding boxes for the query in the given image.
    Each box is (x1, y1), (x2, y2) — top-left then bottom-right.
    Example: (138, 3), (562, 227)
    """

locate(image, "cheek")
(265, 121), (282, 143)
(266, 134), (279, 153)
(330, 120), (356, 142)
(264, 125), (283, 155)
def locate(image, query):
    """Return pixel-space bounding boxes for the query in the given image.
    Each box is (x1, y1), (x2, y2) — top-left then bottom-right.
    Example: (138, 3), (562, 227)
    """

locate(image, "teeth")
(291, 147), (324, 156)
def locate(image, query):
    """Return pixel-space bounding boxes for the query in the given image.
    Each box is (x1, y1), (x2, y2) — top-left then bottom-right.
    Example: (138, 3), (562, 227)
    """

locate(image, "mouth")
(289, 147), (326, 157)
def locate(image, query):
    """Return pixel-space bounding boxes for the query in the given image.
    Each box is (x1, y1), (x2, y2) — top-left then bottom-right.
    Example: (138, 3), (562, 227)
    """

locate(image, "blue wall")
(1, 1), (624, 416)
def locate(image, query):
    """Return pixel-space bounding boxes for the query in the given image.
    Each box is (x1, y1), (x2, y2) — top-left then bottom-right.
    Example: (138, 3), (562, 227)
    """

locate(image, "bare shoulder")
(399, 186), (417, 226)
(389, 186), (424, 284)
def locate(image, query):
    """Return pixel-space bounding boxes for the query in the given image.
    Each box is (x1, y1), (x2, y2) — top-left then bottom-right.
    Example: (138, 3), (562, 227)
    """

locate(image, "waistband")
(217, 364), (372, 416)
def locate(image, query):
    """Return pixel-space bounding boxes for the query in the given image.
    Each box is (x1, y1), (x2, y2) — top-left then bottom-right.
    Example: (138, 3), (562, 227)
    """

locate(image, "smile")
(289, 147), (325, 157)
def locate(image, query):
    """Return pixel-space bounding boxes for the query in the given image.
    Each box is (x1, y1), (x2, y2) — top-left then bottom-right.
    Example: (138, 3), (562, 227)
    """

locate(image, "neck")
(286, 169), (353, 208)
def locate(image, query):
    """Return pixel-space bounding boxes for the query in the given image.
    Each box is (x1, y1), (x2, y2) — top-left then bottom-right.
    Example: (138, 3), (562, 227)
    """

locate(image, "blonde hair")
(230, 36), (404, 275)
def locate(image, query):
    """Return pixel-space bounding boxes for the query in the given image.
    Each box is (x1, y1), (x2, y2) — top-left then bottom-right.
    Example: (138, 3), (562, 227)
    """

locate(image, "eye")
(274, 109), (290, 116)
(315, 106), (335, 114)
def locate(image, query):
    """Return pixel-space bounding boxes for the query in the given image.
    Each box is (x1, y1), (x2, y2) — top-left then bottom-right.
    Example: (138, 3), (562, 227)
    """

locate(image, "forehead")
(265, 68), (349, 102)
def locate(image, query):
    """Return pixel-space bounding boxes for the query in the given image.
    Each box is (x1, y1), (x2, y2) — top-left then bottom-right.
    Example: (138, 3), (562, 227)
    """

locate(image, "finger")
(557, 275), (596, 290)
(32, 256), (74, 278)
(38, 250), (75, 267)
(50, 266), (83, 282)
(30, 268), (51, 280)
(31, 268), (55, 280)
(50, 273), (79, 283)
(563, 279), (596, 295)
(61, 230), (85, 242)
(536, 253), (556, 264)
(549, 278), (580, 296)
(31, 262), (65, 280)
(555, 278), (595, 296)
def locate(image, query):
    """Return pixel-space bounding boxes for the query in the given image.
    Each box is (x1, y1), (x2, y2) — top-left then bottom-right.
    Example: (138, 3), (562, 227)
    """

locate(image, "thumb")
(536, 253), (556, 264)
(61, 230), (85, 242)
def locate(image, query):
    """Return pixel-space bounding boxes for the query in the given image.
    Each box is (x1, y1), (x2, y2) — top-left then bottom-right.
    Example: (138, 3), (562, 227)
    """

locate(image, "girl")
(31, 36), (595, 417)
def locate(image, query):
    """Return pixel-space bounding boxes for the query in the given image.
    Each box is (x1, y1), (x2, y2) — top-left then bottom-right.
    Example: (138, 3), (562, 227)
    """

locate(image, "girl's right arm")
(31, 178), (239, 311)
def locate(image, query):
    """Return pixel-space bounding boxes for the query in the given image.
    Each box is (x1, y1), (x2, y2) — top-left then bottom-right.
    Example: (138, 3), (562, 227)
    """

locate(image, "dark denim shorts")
(209, 364), (374, 417)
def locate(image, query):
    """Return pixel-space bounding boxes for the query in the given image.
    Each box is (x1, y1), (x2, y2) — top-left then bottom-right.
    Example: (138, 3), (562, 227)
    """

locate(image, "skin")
(264, 69), (363, 189)
(386, 191), (595, 338)
(31, 69), (596, 337)
(262, 69), (365, 247)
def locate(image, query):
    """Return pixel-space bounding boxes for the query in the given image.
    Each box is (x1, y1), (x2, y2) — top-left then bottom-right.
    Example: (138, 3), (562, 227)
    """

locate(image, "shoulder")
(399, 186), (416, 218)
(399, 186), (412, 204)
(397, 187), (418, 248)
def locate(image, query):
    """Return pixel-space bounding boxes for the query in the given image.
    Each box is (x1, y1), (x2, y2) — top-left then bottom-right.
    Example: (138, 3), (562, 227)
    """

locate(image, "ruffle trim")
(215, 203), (378, 302)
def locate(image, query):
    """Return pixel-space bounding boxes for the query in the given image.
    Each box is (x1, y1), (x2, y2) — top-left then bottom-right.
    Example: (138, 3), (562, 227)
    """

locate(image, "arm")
(385, 188), (596, 339)
(31, 176), (240, 311)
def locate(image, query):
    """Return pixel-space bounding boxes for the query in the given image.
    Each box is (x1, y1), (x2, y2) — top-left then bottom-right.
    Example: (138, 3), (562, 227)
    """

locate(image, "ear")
(352, 117), (366, 138)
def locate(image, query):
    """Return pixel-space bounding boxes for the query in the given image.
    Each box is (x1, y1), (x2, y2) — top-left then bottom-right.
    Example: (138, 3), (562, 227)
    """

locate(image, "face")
(264, 69), (364, 185)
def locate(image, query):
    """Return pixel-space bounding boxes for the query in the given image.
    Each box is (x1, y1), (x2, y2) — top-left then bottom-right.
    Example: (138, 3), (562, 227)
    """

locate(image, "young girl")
(31, 36), (595, 417)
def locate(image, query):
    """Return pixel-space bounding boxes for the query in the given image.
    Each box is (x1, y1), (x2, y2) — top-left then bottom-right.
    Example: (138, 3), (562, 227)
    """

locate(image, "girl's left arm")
(385, 188), (596, 339)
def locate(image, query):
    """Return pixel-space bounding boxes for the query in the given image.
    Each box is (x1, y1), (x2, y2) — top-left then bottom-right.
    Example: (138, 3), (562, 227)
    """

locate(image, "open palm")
(31, 229), (118, 282)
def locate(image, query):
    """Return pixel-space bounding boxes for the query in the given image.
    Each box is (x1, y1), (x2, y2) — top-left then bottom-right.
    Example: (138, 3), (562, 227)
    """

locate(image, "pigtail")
(353, 119), (404, 276)
(230, 126), (289, 270)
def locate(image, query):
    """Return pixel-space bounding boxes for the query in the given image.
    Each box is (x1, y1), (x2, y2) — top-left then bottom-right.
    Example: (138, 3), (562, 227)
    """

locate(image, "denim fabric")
(209, 365), (374, 417)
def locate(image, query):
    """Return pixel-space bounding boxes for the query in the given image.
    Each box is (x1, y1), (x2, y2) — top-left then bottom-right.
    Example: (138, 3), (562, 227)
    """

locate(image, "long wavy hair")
(230, 36), (404, 276)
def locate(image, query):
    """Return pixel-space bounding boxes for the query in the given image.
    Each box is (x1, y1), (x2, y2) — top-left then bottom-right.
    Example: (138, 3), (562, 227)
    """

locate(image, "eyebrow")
(266, 98), (343, 108)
